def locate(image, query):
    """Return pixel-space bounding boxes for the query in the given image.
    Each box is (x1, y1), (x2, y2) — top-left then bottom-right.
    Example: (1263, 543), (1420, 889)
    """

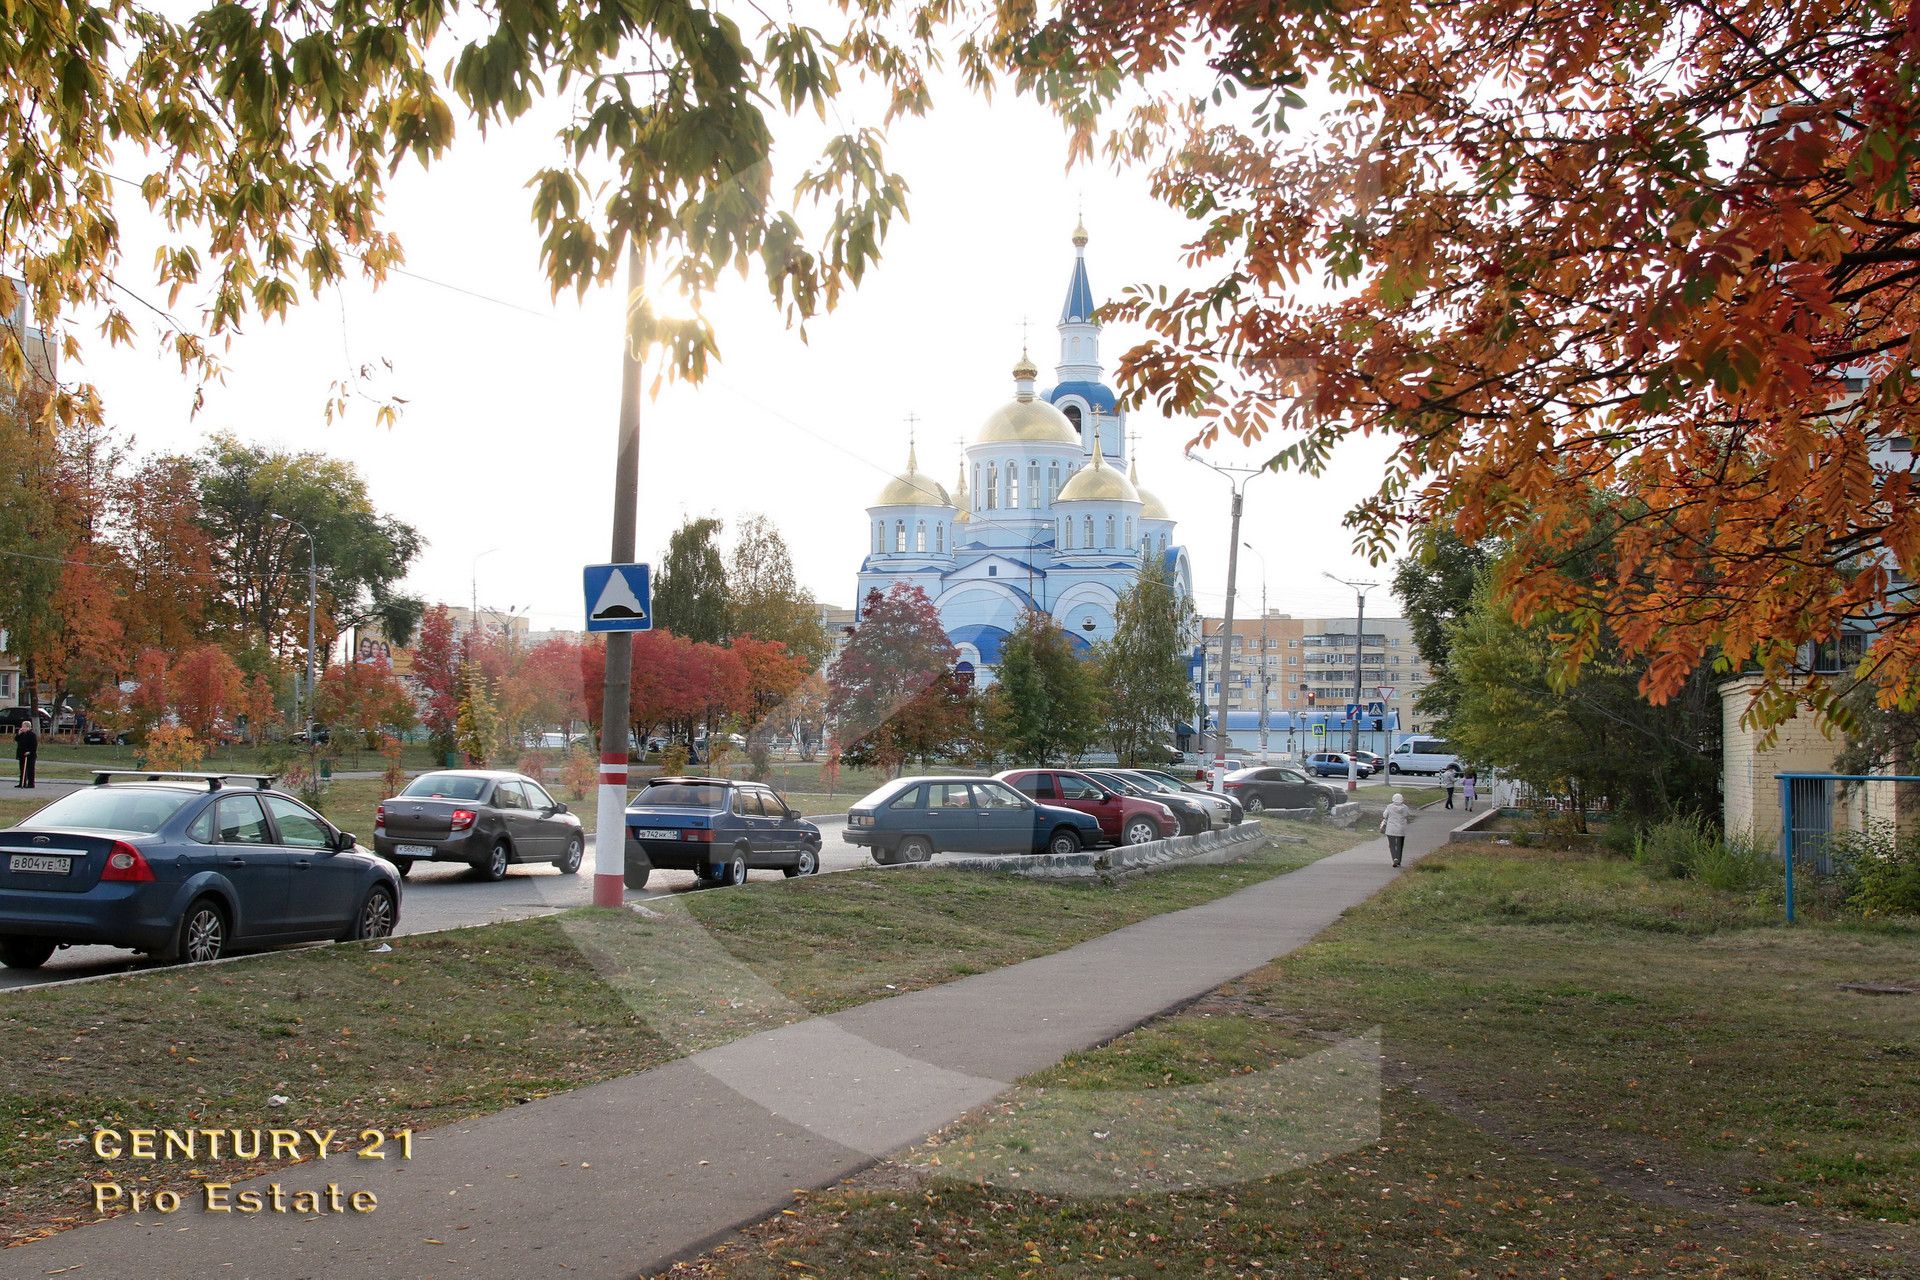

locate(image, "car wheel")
(475, 841), (511, 882)
(1244, 794), (1266, 814)
(387, 857), (413, 880)
(348, 884), (397, 941)
(624, 863), (652, 890)
(0, 937), (56, 970)
(719, 849), (749, 886)
(784, 845), (820, 878)
(174, 898), (228, 965)
(558, 834), (584, 875)
(896, 836), (934, 865)
(1314, 793), (1333, 815)
(1123, 818), (1160, 846)
(1046, 827), (1082, 857)
(1387, 762), (1400, 775)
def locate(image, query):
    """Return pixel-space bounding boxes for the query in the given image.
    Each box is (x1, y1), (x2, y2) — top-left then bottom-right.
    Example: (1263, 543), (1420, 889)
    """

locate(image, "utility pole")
(595, 247), (645, 909)
(1188, 451), (1264, 792)
(1322, 572), (1378, 795)
(1242, 541), (1270, 765)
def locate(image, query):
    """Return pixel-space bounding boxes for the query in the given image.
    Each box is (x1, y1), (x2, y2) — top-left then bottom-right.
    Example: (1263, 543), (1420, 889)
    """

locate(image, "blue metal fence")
(1775, 771), (1920, 922)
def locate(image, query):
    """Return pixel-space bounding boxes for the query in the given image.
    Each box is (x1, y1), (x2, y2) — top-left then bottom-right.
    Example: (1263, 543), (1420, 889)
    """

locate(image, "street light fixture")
(1187, 449), (1266, 792)
(268, 513), (318, 741)
(1321, 571), (1379, 794)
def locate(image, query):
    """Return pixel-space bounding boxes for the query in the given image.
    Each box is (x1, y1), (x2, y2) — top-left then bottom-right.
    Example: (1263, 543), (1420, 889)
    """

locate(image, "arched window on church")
(1028, 462), (1040, 508)
(916, 522), (927, 553)
(1105, 515), (1116, 548)
(936, 523), (944, 553)
(872, 522), (880, 554)
(1124, 517), (1133, 548)
(1005, 461), (1018, 510)
(1160, 532), (1168, 555)
(1061, 519), (1071, 549)
(1049, 462), (1060, 502)
(1083, 515), (1094, 548)
(985, 463), (998, 510)
(1064, 404), (1083, 438)
(973, 465), (981, 504)
(894, 521), (906, 553)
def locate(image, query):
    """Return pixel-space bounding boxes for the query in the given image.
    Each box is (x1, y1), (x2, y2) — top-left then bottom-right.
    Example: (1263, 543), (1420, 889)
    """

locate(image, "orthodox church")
(856, 222), (1195, 681)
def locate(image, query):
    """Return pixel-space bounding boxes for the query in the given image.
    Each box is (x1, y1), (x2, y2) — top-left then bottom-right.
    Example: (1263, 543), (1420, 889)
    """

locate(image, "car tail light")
(102, 840), (155, 883)
(450, 809), (477, 831)
(688, 828), (712, 843)
(374, 803), (386, 829)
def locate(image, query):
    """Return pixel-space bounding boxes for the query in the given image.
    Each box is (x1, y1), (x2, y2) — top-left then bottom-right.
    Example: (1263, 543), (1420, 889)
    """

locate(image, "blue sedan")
(843, 776), (1102, 864)
(0, 771), (401, 969)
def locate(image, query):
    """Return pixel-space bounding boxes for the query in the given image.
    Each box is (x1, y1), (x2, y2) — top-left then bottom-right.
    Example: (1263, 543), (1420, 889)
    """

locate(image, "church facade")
(856, 223), (1195, 681)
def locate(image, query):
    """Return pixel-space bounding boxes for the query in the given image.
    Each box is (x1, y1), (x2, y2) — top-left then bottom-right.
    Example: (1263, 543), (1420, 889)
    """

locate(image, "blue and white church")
(856, 222), (1195, 681)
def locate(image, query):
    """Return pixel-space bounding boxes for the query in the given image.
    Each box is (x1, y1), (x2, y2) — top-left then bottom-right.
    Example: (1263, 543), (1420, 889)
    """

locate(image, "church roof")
(871, 440), (951, 508)
(1045, 380), (1119, 414)
(1057, 421), (1140, 504)
(977, 397), (1078, 446)
(1131, 456), (1172, 521)
(1060, 225), (1096, 324)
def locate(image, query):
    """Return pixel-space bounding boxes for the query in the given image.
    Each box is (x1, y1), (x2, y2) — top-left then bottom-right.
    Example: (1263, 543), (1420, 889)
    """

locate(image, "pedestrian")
(15, 720), (39, 789)
(1442, 764), (1458, 810)
(1462, 769), (1478, 812)
(1380, 792), (1413, 867)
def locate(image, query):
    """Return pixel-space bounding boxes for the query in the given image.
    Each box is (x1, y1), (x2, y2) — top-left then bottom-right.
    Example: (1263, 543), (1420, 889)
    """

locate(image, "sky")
(71, 60), (1405, 639)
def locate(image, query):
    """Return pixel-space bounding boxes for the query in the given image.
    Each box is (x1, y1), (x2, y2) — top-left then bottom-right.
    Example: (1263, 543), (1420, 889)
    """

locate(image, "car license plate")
(632, 829), (680, 840)
(394, 844), (435, 857)
(8, 854), (70, 874)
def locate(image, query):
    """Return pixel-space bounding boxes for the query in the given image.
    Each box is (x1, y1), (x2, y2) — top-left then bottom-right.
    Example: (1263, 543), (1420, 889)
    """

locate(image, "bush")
(561, 748), (595, 801)
(1633, 814), (1718, 879)
(1849, 839), (1920, 918)
(380, 734), (406, 798)
(747, 736), (772, 781)
(516, 750), (549, 784)
(1601, 820), (1640, 859)
(660, 743), (690, 776)
(1692, 830), (1770, 893)
(143, 724), (204, 773)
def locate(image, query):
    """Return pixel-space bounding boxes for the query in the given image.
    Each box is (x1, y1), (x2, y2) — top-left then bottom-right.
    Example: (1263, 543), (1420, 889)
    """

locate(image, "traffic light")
(1305, 690), (1315, 706)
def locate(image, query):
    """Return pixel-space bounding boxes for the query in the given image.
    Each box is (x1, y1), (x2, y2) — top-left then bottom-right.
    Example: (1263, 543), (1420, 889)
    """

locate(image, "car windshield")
(636, 783), (728, 810)
(401, 773), (491, 801)
(18, 787), (198, 834)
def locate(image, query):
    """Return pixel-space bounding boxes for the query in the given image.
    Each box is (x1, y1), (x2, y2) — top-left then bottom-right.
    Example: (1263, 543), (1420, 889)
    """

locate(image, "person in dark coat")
(15, 722), (39, 788)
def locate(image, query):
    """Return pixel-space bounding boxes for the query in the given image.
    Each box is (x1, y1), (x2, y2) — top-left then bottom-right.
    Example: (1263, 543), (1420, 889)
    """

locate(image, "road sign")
(1311, 722), (1326, 739)
(583, 563), (652, 633)
(1345, 702), (1361, 722)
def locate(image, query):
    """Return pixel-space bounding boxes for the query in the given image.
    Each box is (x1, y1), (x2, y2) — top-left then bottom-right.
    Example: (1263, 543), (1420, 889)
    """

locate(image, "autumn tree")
(125, 649), (172, 736)
(412, 606), (461, 758)
(992, 0), (1920, 729)
(171, 644), (244, 741)
(1099, 559), (1191, 764)
(827, 584), (963, 773)
(316, 659), (419, 750)
(728, 515), (829, 669)
(114, 454), (217, 653)
(996, 610), (1104, 766)
(653, 516), (731, 645)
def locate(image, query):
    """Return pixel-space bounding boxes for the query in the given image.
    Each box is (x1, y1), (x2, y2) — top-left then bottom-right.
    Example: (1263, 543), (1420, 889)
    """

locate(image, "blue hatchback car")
(0, 771), (401, 969)
(624, 777), (823, 888)
(843, 776), (1102, 864)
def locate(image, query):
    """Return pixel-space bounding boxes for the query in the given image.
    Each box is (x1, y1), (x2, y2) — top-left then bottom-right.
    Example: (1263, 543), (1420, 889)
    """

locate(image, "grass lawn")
(663, 843), (1920, 1279)
(0, 823), (1361, 1245)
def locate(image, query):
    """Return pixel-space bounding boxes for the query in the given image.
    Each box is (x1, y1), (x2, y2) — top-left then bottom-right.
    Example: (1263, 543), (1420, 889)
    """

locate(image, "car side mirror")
(334, 830), (357, 853)
(546, 802), (567, 816)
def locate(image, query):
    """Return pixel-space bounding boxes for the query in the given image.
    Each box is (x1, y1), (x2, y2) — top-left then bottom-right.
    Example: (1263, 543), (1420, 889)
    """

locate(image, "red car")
(997, 768), (1179, 846)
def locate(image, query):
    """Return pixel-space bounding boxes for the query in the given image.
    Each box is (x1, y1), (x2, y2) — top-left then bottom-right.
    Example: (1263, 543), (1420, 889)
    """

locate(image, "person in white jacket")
(1380, 793), (1414, 867)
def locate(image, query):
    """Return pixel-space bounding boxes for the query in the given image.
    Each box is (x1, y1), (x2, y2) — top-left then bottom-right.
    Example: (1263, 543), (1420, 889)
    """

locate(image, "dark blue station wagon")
(624, 777), (823, 888)
(0, 771), (401, 969)
(844, 776), (1102, 864)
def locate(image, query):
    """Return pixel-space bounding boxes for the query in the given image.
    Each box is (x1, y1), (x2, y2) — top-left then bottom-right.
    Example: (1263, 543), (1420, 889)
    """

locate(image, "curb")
(935, 823), (1276, 881)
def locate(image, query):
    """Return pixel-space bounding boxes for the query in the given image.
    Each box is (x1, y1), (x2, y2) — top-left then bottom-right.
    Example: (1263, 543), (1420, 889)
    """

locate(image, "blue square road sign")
(583, 563), (652, 633)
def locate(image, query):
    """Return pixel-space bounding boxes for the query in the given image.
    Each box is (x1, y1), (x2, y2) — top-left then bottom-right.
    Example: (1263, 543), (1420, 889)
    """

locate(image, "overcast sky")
(73, 62), (1404, 637)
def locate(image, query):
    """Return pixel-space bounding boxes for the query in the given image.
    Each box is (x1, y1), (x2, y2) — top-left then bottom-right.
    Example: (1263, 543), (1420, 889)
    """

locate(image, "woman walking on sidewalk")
(1462, 770), (1478, 812)
(1442, 764), (1458, 810)
(1380, 793), (1413, 867)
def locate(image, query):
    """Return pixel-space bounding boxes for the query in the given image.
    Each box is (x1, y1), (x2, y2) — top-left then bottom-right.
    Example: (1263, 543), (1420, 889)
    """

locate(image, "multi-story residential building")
(1195, 611), (1437, 755)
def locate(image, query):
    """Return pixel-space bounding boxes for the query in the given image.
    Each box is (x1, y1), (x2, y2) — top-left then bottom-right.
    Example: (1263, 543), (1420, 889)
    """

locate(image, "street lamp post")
(1322, 572), (1378, 794)
(269, 514), (318, 740)
(469, 546), (502, 662)
(1188, 451), (1265, 792)
(1242, 541), (1270, 765)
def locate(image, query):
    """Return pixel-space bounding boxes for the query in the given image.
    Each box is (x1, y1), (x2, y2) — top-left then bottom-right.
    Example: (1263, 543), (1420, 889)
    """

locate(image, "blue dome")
(1045, 381), (1119, 414)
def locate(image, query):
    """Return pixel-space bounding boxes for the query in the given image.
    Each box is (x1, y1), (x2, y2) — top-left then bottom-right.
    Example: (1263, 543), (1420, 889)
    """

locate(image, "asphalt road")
(0, 815), (859, 992)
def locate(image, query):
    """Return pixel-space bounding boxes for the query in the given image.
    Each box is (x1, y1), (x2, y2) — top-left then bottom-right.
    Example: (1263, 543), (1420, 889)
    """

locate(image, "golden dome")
(1013, 353), (1039, 381)
(872, 441), (952, 508)
(1073, 219), (1089, 248)
(1130, 456), (1172, 520)
(1057, 422), (1140, 504)
(977, 398), (1078, 446)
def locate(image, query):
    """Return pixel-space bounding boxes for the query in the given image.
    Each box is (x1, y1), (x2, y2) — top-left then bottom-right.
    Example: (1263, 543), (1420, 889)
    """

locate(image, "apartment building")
(1196, 611), (1437, 739)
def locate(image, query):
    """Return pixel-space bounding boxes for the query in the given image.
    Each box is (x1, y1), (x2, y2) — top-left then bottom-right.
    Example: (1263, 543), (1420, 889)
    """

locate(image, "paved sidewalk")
(16, 812), (1463, 1279)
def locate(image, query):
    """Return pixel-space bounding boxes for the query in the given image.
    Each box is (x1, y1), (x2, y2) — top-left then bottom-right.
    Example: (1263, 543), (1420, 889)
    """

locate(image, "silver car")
(373, 770), (585, 881)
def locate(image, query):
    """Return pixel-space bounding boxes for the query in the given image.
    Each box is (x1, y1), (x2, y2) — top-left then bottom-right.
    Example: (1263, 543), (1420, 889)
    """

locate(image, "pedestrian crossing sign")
(583, 563), (652, 633)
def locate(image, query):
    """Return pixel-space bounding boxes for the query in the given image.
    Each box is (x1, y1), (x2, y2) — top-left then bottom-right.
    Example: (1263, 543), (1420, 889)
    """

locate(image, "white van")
(1386, 736), (1459, 776)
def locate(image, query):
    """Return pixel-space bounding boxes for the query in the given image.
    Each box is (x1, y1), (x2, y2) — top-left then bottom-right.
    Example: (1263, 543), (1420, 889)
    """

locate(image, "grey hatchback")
(374, 770), (585, 880)
(0, 771), (400, 969)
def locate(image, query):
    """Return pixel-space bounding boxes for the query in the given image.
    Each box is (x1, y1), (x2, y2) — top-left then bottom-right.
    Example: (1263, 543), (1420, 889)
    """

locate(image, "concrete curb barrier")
(936, 822), (1278, 882)
(1447, 806), (1504, 843)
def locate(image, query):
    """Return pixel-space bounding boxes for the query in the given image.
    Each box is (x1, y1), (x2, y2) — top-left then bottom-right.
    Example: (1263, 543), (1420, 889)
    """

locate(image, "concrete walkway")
(16, 812), (1462, 1279)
